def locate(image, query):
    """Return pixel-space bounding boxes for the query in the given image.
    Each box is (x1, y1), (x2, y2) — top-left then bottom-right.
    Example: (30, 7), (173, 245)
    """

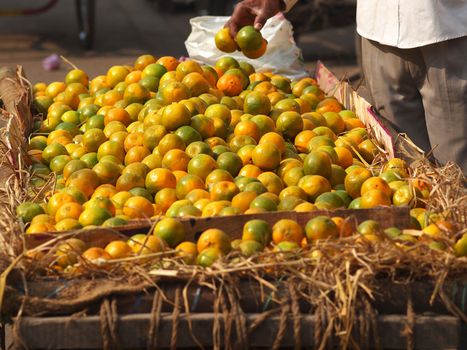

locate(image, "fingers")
(254, 12), (268, 30)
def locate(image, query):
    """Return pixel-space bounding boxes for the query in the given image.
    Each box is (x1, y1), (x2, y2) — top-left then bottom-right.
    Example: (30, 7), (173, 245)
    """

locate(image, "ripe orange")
(105, 240), (133, 259)
(197, 228), (231, 254)
(145, 168), (176, 193)
(161, 103), (191, 131)
(235, 25), (262, 52)
(156, 56), (180, 71)
(243, 38), (268, 59)
(360, 189), (392, 208)
(272, 219), (304, 244)
(360, 177), (392, 197)
(298, 175), (332, 202)
(305, 216), (339, 242)
(217, 73), (243, 97)
(251, 143), (281, 171)
(344, 168), (372, 199)
(66, 169), (101, 198)
(128, 234), (166, 255)
(176, 174), (205, 199)
(123, 196), (154, 219)
(215, 28), (238, 53)
(210, 181), (239, 201)
(154, 217), (185, 248)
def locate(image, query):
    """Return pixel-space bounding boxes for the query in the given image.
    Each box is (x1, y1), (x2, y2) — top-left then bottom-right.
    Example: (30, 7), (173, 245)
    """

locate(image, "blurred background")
(0, 0), (359, 83)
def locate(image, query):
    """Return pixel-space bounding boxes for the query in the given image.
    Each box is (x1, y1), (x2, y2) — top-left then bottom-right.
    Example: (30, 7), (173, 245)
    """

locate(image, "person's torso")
(356, 0), (467, 48)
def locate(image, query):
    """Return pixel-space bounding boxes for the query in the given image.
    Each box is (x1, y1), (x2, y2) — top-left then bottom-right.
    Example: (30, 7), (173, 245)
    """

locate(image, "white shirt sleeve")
(282, 0), (299, 13)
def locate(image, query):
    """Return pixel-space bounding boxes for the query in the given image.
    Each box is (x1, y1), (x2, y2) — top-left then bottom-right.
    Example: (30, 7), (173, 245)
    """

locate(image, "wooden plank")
(14, 313), (464, 349)
(25, 206), (411, 248)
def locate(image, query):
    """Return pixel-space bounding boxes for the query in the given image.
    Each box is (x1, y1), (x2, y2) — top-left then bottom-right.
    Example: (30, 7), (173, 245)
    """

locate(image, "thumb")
(254, 12), (268, 31)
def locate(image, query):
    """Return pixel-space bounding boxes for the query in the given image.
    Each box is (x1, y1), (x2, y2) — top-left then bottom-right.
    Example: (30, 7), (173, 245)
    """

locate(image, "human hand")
(225, 0), (285, 37)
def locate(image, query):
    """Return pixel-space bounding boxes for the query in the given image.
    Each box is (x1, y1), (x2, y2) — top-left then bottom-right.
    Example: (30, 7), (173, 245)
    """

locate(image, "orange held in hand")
(215, 25), (268, 59)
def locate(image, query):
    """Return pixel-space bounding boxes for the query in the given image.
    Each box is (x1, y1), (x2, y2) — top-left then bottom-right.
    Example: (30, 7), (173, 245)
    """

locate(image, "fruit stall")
(0, 20), (466, 349)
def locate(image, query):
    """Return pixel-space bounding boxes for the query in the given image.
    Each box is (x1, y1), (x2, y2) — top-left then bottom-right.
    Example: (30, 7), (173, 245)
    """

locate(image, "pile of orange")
(22, 53), (465, 258)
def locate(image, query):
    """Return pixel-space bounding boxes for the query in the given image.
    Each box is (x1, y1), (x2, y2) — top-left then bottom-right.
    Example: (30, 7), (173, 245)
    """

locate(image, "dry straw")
(1, 67), (466, 349)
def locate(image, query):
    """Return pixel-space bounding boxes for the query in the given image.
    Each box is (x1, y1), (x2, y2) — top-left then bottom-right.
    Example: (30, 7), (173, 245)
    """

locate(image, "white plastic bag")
(185, 15), (308, 80)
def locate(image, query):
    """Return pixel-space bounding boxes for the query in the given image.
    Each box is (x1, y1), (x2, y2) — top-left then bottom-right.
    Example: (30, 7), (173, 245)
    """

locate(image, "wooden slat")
(25, 206), (411, 248)
(14, 313), (465, 349)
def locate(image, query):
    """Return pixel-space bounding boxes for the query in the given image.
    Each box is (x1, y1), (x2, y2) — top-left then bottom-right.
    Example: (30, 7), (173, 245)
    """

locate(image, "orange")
(315, 97), (343, 114)
(235, 25), (262, 51)
(279, 186), (307, 201)
(82, 247), (112, 262)
(242, 219), (272, 246)
(360, 177), (392, 197)
(298, 175), (332, 202)
(84, 196), (116, 216)
(276, 111), (303, 139)
(175, 241), (198, 264)
(154, 217), (185, 248)
(238, 164), (262, 178)
(176, 174), (205, 199)
(160, 103), (191, 131)
(93, 184), (118, 199)
(243, 91), (271, 115)
(216, 152), (243, 177)
(303, 151), (332, 178)
(294, 202), (317, 212)
(215, 28), (238, 53)
(66, 169), (100, 198)
(360, 189), (391, 208)
(128, 234), (166, 255)
(251, 143), (281, 171)
(257, 172), (283, 195)
(259, 132), (286, 154)
(175, 60), (204, 80)
(97, 140), (125, 163)
(205, 169), (234, 188)
(157, 56), (180, 71)
(123, 132), (144, 152)
(210, 181), (239, 201)
(237, 144), (256, 165)
(182, 72), (211, 97)
(123, 196), (154, 219)
(116, 172), (145, 192)
(157, 133), (186, 157)
(294, 130), (316, 153)
(234, 120), (261, 142)
(161, 149), (190, 172)
(322, 112), (345, 135)
(282, 167), (304, 187)
(334, 146), (353, 168)
(243, 38), (268, 59)
(104, 240), (133, 259)
(145, 168), (176, 193)
(185, 188), (210, 203)
(249, 196), (277, 212)
(217, 73), (243, 97)
(331, 216), (355, 237)
(357, 139), (378, 163)
(79, 207), (112, 226)
(187, 154), (218, 181)
(277, 158), (303, 178)
(65, 69), (89, 86)
(123, 83), (151, 104)
(55, 202), (83, 222)
(231, 191), (257, 212)
(344, 168), (372, 199)
(104, 107), (132, 126)
(152, 188), (176, 213)
(123, 146), (150, 166)
(305, 215), (339, 242)
(106, 65), (130, 88)
(190, 114), (216, 139)
(383, 158), (409, 178)
(196, 228), (231, 254)
(157, 81), (191, 105)
(272, 219), (304, 244)
(215, 56), (240, 74)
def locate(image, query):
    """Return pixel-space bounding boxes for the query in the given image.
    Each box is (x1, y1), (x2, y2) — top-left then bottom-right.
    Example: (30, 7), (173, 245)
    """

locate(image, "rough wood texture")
(13, 313), (465, 349)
